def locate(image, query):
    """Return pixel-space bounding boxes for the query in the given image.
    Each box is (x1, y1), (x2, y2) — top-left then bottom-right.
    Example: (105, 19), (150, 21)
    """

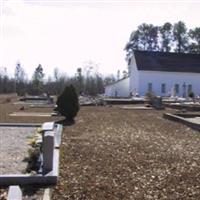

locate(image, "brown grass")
(0, 93), (17, 104)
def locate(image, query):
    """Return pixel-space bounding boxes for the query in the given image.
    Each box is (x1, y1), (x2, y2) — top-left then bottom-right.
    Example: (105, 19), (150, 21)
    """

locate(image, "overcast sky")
(0, 0), (200, 79)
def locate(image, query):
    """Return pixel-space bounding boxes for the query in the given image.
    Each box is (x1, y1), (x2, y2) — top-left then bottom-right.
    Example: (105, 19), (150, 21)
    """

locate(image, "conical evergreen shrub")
(56, 84), (79, 121)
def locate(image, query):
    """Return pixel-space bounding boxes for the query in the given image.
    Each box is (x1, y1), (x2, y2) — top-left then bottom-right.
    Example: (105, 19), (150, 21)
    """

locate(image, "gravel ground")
(0, 127), (36, 174)
(1, 96), (200, 199)
(52, 106), (200, 200)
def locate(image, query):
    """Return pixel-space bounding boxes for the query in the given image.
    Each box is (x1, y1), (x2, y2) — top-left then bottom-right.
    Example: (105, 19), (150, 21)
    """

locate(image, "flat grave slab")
(14, 101), (53, 105)
(164, 102), (200, 111)
(104, 98), (145, 105)
(0, 126), (37, 174)
(186, 117), (200, 124)
(13, 101), (55, 108)
(120, 106), (154, 110)
(30, 104), (55, 108)
(163, 113), (200, 131)
(9, 112), (55, 117)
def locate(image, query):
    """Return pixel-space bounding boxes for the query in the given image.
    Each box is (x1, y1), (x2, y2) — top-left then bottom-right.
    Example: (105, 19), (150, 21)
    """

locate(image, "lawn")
(1, 95), (200, 199)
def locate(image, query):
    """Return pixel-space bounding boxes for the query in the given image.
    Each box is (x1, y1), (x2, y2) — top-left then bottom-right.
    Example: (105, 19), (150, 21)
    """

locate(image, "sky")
(0, 0), (200, 79)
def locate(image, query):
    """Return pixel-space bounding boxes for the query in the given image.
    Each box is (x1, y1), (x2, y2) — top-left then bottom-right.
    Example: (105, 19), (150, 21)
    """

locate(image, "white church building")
(105, 50), (200, 97)
(104, 77), (130, 97)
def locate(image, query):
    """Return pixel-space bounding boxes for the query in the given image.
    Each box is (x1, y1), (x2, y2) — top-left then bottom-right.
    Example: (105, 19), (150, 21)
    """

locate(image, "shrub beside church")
(56, 85), (80, 121)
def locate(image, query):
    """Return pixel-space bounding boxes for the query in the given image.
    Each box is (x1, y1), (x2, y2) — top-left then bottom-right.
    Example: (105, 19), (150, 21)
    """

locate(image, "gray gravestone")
(43, 131), (54, 174)
(152, 97), (163, 109)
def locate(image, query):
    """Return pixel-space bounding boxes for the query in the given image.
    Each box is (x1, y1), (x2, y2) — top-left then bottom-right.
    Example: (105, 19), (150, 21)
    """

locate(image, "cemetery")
(0, 100), (193, 193)
(1, 93), (200, 199)
(1, 0), (200, 197)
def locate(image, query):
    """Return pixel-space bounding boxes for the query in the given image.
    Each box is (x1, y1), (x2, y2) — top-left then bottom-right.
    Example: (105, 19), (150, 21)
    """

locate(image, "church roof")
(134, 50), (200, 73)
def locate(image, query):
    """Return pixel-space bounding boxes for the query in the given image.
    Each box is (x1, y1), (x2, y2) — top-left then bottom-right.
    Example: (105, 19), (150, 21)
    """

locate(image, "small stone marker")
(43, 188), (51, 200)
(152, 97), (163, 109)
(43, 131), (54, 174)
(42, 122), (55, 131)
(7, 185), (22, 200)
(54, 124), (63, 148)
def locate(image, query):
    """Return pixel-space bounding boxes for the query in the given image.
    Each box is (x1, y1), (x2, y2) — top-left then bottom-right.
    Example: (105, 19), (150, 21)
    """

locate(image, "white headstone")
(8, 186), (22, 200)
(42, 122), (55, 131)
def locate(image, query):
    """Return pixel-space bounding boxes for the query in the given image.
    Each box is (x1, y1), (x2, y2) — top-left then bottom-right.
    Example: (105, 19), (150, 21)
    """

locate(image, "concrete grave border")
(120, 106), (154, 110)
(104, 98), (145, 105)
(9, 112), (59, 117)
(163, 113), (200, 131)
(7, 185), (51, 200)
(164, 103), (200, 111)
(30, 104), (55, 108)
(0, 122), (63, 186)
(14, 99), (55, 108)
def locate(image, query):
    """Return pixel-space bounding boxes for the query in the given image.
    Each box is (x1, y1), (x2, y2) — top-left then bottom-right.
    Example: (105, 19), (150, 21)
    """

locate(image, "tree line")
(125, 21), (200, 55)
(2, 20), (198, 96)
(0, 62), (116, 96)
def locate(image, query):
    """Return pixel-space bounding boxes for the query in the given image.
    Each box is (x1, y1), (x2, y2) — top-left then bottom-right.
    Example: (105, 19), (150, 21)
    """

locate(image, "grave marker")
(42, 122), (55, 131)
(43, 131), (54, 174)
(8, 185), (22, 200)
(152, 97), (164, 109)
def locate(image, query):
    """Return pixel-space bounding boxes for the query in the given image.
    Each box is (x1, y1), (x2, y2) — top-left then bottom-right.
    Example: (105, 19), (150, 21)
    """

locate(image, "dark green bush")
(56, 84), (79, 121)
(188, 91), (195, 98)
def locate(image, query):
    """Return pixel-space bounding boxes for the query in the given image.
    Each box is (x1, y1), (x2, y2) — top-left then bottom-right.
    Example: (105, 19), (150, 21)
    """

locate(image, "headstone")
(54, 124), (63, 148)
(8, 186), (22, 200)
(42, 122), (55, 131)
(152, 97), (163, 109)
(48, 97), (54, 104)
(43, 131), (54, 174)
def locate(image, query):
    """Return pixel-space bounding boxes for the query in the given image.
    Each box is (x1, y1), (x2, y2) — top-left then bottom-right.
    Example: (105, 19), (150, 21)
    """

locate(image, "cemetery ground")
(1, 95), (200, 199)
